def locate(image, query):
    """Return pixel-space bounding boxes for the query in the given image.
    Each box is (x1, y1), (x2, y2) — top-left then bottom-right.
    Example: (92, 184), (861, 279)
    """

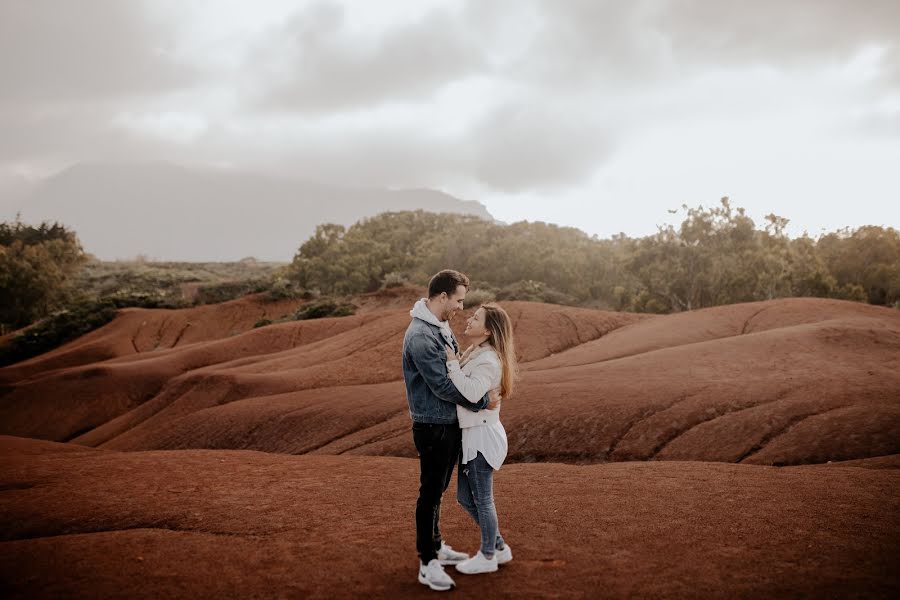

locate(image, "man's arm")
(408, 333), (489, 411)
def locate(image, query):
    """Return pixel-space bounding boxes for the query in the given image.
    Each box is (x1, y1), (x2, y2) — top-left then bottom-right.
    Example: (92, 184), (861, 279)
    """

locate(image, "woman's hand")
(487, 388), (502, 410)
(445, 345), (459, 362)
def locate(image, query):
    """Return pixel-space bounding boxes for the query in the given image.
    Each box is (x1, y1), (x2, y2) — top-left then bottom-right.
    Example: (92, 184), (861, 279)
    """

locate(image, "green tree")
(0, 217), (87, 332)
(817, 226), (900, 306)
(626, 199), (792, 311)
(786, 235), (835, 298)
(284, 205), (900, 313)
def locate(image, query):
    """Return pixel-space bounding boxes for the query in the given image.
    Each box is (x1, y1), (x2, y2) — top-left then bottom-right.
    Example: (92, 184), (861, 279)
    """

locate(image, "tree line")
(287, 199), (899, 312)
(2, 199), (898, 339)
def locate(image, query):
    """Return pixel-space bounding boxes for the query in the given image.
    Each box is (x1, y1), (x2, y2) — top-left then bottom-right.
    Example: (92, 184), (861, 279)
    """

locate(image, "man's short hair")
(428, 269), (470, 298)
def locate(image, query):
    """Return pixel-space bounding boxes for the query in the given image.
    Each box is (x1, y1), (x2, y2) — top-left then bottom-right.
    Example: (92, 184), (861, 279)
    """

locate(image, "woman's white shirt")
(447, 345), (508, 470)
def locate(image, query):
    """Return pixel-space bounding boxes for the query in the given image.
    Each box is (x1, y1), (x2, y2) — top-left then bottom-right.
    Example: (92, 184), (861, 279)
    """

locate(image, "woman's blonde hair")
(481, 303), (518, 399)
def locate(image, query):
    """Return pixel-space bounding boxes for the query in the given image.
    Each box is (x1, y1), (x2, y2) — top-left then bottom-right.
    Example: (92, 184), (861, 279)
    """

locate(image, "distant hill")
(6, 161), (494, 261)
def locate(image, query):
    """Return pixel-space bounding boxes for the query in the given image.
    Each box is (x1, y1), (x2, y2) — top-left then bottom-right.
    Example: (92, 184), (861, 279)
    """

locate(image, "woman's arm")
(445, 347), (499, 404)
(408, 334), (490, 410)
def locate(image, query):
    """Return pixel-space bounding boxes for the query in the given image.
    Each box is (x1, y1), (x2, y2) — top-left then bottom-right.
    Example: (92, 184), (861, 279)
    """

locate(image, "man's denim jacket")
(403, 317), (490, 424)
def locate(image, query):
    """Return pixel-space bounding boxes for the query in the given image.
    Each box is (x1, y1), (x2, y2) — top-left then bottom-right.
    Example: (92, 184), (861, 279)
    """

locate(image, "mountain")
(9, 161), (494, 261)
(0, 171), (33, 218)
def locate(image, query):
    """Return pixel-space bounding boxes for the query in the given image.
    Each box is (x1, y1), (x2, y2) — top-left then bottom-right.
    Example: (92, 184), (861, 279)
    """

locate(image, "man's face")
(441, 285), (467, 322)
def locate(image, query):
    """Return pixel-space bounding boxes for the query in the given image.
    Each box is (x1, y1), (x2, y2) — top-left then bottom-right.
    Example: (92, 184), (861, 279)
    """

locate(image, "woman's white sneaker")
(436, 542), (469, 565)
(495, 543), (513, 565)
(418, 559), (455, 591)
(454, 551), (498, 574)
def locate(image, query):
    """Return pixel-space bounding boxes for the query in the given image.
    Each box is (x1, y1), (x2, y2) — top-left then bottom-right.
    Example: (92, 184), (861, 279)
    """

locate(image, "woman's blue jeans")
(457, 451), (505, 557)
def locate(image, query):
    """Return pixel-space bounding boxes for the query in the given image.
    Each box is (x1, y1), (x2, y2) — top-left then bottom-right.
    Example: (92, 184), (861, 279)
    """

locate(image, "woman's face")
(464, 308), (489, 338)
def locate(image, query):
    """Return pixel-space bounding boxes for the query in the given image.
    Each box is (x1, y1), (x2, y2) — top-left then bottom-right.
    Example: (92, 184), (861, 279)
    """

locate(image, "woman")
(443, 303), (517, 575)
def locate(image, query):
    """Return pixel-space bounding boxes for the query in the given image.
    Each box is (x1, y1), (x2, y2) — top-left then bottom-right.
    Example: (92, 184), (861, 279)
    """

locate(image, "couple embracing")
(402, 269), (517, 591)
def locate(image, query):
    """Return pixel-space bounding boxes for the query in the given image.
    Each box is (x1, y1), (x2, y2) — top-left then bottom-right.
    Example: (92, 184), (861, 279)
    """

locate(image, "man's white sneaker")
(418, 559), (455, 591)
(495, 543), (513, 565)
(436, 541), (469, 566)
(455, 551), (498, 575)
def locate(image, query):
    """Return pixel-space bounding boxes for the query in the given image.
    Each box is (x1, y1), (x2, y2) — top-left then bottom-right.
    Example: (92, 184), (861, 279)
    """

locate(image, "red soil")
(1, 436), (897, 598)
(0, 292), (313, 383)
(2, 295), (898, 596)
(0, 292), (646, 450)
(3, 296), (895, 467)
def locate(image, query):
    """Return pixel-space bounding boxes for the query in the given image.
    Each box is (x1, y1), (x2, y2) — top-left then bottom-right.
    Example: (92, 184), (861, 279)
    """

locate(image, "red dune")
(0, 289), (645, 448)
(1, 297), (897, 468)
(2, 296), (899, 597)
(0, 293), (313, 383)
(1, 436), (897, 598)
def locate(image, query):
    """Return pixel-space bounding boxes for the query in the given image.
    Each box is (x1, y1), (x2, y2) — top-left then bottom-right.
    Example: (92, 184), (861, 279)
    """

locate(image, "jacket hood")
(411, 298), (456, 347)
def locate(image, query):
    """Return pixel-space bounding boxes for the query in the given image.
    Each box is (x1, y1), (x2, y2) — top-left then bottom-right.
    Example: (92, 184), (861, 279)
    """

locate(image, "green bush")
(293, 300), (356, 320)
(831, 283), (867, 303)
(106, 292), (190, 309)
(381, 272), (409, 289)
(266, 277), (311, 301)
(464, 289), (496, 307)
(495, 280), (576, 305)
(0, 299), (119, 366)
(1, 218), (86, 331)
(195, 279), (270, 304)
(74, 258), (287, 305)
(0, 290), (196, 365)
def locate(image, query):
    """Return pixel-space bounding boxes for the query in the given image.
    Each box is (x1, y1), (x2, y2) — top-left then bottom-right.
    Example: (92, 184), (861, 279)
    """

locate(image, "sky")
(1, 0), (898, 239)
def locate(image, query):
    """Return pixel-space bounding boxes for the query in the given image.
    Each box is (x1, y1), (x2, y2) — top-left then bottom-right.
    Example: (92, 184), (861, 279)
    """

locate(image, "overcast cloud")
(1, 0), (897, 237)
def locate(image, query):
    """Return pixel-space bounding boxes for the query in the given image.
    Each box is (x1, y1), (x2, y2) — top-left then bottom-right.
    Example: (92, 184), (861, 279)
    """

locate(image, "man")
(402, 269), (501, 591)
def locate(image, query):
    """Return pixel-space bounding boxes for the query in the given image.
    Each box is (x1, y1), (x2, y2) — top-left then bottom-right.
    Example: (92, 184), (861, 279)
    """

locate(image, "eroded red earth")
(2, 287), (898, 597)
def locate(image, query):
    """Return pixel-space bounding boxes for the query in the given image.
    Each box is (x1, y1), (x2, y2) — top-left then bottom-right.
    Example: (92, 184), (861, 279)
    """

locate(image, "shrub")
(381, 272), (409, 289)
(495, 280), (576, 305)
(1, 218), (86, 330)
(195, 279), (270, 304)
(496, 280), (541, 302)
(293, 300), (356, 320)
(539, 288), (579, 306)
(0, 299), (119, 366)
(106, 292), (189, 309)
(831, 283), (867, 303)
(266, 277), (311, 301)
(464, 289), (496, 308)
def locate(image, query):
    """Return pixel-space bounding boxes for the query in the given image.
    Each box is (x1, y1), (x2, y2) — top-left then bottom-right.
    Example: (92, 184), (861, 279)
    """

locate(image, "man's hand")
(487, 388), (502, 410)
(444, 345), (459, 362)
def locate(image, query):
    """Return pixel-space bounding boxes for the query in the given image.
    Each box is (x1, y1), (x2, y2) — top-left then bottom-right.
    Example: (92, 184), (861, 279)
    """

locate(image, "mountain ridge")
(7, 161), (494, 261)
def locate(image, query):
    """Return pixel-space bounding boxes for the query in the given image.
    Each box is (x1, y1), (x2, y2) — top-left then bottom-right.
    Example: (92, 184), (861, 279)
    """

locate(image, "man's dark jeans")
(413, 422), (461, 563)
